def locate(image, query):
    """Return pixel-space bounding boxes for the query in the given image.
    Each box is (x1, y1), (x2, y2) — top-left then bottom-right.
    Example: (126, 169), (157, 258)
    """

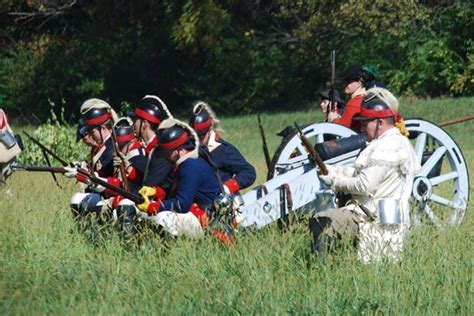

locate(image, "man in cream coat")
(309, 87), (420, 263)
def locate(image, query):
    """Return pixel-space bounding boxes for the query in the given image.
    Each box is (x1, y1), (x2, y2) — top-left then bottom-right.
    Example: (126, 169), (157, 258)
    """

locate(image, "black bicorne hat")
(318, 89), (345, 104)
(341, 65), (376, 86)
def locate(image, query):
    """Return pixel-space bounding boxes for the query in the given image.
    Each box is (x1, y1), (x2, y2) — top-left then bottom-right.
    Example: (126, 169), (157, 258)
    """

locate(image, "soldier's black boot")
(116, 204), (137, 241)
(309, 216), (333, 259)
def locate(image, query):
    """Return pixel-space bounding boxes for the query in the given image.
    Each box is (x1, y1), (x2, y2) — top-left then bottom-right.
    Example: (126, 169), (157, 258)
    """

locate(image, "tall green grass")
(1, 97), (473, 314)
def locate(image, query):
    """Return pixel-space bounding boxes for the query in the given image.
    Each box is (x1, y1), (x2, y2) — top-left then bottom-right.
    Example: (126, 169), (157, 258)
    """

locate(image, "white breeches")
(137, 211), (203, 238)
(70, 192), (108, 214)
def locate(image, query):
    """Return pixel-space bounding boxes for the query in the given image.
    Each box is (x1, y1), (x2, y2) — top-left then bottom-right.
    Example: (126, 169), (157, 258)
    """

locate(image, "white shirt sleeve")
(332, 164), (391, 197)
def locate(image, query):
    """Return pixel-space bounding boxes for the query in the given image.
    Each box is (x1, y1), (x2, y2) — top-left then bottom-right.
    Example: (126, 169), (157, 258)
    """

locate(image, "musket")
(24, 131), (68, 186)
(82, 167), (142, 204)
(326, 50), (336, 120)
(40, 147), (61, 187)
(13, 163), (144, 204)
(110, 124), (130, 191)
(293, 123), (328, 175)
(13, 164), (67, 173)
(257, 114), (272, 170)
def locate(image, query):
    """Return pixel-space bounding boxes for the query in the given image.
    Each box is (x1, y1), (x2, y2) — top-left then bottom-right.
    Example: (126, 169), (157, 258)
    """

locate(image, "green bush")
(388, 36), (462, 96)
(20, 102), (87, 165)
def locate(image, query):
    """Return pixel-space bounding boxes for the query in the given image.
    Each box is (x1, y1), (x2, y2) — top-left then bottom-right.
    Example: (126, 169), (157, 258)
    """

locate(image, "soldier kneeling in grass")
(309, 88), (421, 263)
(67, 116), (148, 238)
(189, 101), (256, 195)
(65, 100), (117, 219)
(135, 119), (222, 239)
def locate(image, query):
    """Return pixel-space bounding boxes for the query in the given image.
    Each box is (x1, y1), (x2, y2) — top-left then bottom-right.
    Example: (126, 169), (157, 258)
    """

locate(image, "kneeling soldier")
(0, 108), (22, 185)
(309, 88), (420, 263)
(189, 101), (256, 194)
(66, 101), (116, 217)
(131, 95), (173, 155)
(136, 119), (221, 238)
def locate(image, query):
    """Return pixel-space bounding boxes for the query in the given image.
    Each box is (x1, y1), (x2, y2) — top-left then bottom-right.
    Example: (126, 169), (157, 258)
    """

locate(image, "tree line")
(0, 0), (472, 121)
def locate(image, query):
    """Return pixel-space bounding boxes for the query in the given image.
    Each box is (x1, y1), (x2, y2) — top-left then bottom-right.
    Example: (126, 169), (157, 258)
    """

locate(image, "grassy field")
(1, 97), (473, 314)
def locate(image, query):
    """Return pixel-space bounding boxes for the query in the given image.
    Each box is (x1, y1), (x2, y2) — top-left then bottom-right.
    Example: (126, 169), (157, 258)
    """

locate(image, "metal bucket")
(377, 199), (401, 225)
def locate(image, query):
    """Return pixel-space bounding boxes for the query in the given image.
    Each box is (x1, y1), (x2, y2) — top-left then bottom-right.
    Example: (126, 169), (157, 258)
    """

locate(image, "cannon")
(238, 118), (470, 229)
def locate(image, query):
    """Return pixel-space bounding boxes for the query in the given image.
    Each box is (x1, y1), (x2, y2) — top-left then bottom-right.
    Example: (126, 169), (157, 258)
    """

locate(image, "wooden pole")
(438, 114), (474, 127)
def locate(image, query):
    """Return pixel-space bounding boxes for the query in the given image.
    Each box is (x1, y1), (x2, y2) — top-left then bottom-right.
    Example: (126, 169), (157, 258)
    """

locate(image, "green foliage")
(171, 0), (231, 53)
(388, 36), (463, 96)
(0, 41), (42, 115)
(451, 40), (474, 95)
(0, 1), (473, 120)
(20, 101), (88, 165)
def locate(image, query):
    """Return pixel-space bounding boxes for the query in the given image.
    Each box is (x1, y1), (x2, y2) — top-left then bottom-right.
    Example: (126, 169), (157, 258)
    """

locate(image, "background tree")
(0, 0), (472, 121)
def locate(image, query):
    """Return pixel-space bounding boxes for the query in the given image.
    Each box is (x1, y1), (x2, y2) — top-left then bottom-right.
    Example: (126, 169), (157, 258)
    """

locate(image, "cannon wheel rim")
(405, 118), (469, 226)
(267, 123), (356, 180)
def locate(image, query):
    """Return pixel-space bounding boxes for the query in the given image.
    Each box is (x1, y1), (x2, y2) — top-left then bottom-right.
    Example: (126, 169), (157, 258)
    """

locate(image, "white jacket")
(324, 127), (421, 262)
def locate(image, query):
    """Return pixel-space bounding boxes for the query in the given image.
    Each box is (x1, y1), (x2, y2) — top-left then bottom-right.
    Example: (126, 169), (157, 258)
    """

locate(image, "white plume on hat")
(113, 116), (134, 128)
(159, 118), (199, 149)
(365, 87), (399, 112)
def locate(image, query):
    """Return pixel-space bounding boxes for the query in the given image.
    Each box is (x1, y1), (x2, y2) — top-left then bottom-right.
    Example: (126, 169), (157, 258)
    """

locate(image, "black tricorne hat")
(341, 65), (376, 86)
(318, 89), (345, 104)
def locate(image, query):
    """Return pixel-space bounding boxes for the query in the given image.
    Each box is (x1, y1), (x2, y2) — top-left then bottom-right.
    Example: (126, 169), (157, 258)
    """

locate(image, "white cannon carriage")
(238, 119), (469, 228)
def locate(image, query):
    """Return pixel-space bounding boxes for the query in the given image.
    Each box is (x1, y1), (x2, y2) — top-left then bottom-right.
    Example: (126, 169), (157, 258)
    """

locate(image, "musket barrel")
(294, 124), (328, 175)
(13, 164), (144, 204)
(16, 165), (67, 173)
(76, 168), (144, 204)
